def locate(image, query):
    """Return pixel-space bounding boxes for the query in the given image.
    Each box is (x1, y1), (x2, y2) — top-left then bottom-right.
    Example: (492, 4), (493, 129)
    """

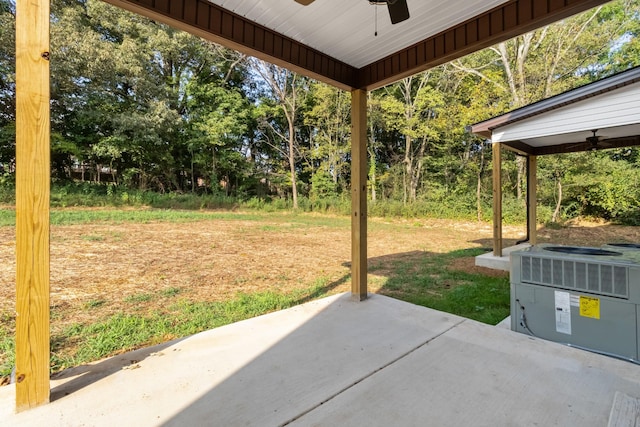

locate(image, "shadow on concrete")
(157, 294), (463, 426)
(293, 274), (350, 306)
(45, 274), (350, 401)
(49, 338), (183, 401)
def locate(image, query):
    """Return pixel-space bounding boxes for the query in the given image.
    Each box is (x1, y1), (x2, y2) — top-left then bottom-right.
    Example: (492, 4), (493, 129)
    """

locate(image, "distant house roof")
(468, 66), (640, 155)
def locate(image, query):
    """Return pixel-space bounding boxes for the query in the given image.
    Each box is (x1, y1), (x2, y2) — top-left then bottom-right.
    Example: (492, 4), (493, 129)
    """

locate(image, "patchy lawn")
(1, 211), (638, 379)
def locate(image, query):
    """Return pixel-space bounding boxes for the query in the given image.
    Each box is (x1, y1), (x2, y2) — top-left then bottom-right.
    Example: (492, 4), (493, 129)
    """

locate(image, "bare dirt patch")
(0, 213), (638, 334)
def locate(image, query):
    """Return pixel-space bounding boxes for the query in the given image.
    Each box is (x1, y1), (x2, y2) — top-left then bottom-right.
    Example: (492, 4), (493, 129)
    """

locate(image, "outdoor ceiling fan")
(294, 0), (410, 25)
(586, 129), (607, 150)
(562, 129), (611, 152)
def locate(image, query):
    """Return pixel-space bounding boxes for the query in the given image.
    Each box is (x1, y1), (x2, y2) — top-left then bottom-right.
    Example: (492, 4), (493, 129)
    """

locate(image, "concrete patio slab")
(475, 243), (531, 271)
(0, 293), (463, 426)
(292, 317), (640, 427)
(1, 292), (639, 426)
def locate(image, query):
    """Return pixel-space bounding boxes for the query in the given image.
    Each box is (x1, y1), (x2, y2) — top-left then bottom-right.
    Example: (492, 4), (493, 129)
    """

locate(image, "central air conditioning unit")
(510, 244), (640, 362)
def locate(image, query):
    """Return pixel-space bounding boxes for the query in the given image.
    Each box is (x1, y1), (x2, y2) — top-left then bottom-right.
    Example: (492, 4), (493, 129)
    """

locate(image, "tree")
(0, 0), (15, 171)
(304, 82), (351, 199)
(252, 60), (309, 208)
(450, 2), (638, 216)
(188, 83), (251, 194)
(379, 71), (446, 203)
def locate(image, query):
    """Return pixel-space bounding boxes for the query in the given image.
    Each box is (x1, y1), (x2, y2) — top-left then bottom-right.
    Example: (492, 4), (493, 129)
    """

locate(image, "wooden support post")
(15, 0), (51, 411)
(492, 142), (502, 257)
(528, 155), (537, 245)
(351, 89), (367, 301)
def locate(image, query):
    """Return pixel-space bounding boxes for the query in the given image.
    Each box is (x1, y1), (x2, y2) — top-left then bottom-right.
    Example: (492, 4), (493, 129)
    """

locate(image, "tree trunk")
(402, 167), (407, 205)
(552, 178), (563, 222)
(403, 134), (413, 204)
(516, 156), (526, 201)
(288, 119), (298, 209)
(211, 148), (217, 191)
(368, 145), (376, 203)
(477, 174), (483, 222)
(190, 148), (195, 193)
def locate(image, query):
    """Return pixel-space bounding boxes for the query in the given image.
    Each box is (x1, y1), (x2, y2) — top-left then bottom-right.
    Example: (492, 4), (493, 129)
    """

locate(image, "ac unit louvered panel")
(615, 266), (628, 295)
(520, 256), (629, 299)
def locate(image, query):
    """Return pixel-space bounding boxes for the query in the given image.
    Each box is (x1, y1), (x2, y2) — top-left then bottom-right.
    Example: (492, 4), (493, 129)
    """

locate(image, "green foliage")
(310, 170), (337, 200)
(575, 157), (640, 220)
(500, 197), (528, 224)
(537, 152), (640, 224)
(305, 83), (351, 194)
(1, 0), (639, 224)
(0, 315), (14, 377)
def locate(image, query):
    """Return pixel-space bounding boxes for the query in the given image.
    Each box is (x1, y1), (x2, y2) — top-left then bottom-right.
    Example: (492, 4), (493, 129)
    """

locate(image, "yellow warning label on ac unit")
(579, 296), (600, 319)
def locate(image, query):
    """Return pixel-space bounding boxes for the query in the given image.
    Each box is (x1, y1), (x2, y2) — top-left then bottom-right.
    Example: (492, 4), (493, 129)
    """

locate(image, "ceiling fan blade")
(387, 0), (410, 24)
(294, 0), (315, 5)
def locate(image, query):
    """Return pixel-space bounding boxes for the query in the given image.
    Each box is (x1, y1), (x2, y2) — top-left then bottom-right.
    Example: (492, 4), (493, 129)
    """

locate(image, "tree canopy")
(1, 0), (639, 223)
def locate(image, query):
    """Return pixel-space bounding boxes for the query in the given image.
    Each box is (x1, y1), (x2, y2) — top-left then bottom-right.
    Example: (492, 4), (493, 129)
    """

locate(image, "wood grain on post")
(351, 89), (368, 301)
(492, 142), (502, 258)
(15, 0), (51, 411)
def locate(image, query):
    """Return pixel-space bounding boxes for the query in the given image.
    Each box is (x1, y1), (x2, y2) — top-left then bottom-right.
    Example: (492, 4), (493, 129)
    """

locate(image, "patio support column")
(15, 0), (51, 411)
(351, 89), (368, 301)
(527, 155), (537, 245)
(492, 142), (502, 257)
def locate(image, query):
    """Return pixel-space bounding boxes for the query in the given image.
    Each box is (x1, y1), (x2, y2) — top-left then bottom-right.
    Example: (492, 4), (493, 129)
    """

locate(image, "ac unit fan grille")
(520, 256), (629, 298)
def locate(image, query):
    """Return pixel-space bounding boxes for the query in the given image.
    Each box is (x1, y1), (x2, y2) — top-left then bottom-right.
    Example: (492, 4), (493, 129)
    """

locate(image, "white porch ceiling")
(209, 0), (509, 68)
(518, 124), (640, 147)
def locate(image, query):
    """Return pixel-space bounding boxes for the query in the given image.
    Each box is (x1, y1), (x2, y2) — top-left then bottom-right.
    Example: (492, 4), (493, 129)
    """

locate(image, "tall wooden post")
(527, 155), (537, 245)
(15, 0), (51, 411)
(351, 89), (367, 301)
(492, 142), (502, 257)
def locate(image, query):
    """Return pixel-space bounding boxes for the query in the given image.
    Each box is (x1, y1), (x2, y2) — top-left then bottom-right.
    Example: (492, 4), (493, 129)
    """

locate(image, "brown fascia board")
(359, 0), (611, 91)
(103, 0), (359, 91)
(470, 65), (640, 139)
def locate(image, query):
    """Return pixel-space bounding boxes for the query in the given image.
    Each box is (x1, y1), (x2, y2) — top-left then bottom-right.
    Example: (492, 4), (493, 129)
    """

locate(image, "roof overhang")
(469, 66), (640, 156)
(102, 0), (611, 91)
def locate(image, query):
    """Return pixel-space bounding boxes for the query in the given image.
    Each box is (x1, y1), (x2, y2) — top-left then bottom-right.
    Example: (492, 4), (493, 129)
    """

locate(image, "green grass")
(0, 207), (354, 228)
(48, 285), (329, 373)
(381, 248), (510, 325)
(124, 293), (154, 303)
(0, 312), (14, 379)
(84, 299), (106, 309)
(80, 234), (104, 242)
(0, 208), (267, 227)
(160, 287), (182, 298)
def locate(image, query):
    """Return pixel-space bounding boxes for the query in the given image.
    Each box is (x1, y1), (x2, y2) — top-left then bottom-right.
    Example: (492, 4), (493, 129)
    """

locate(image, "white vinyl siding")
(492, 82), (640, 144)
